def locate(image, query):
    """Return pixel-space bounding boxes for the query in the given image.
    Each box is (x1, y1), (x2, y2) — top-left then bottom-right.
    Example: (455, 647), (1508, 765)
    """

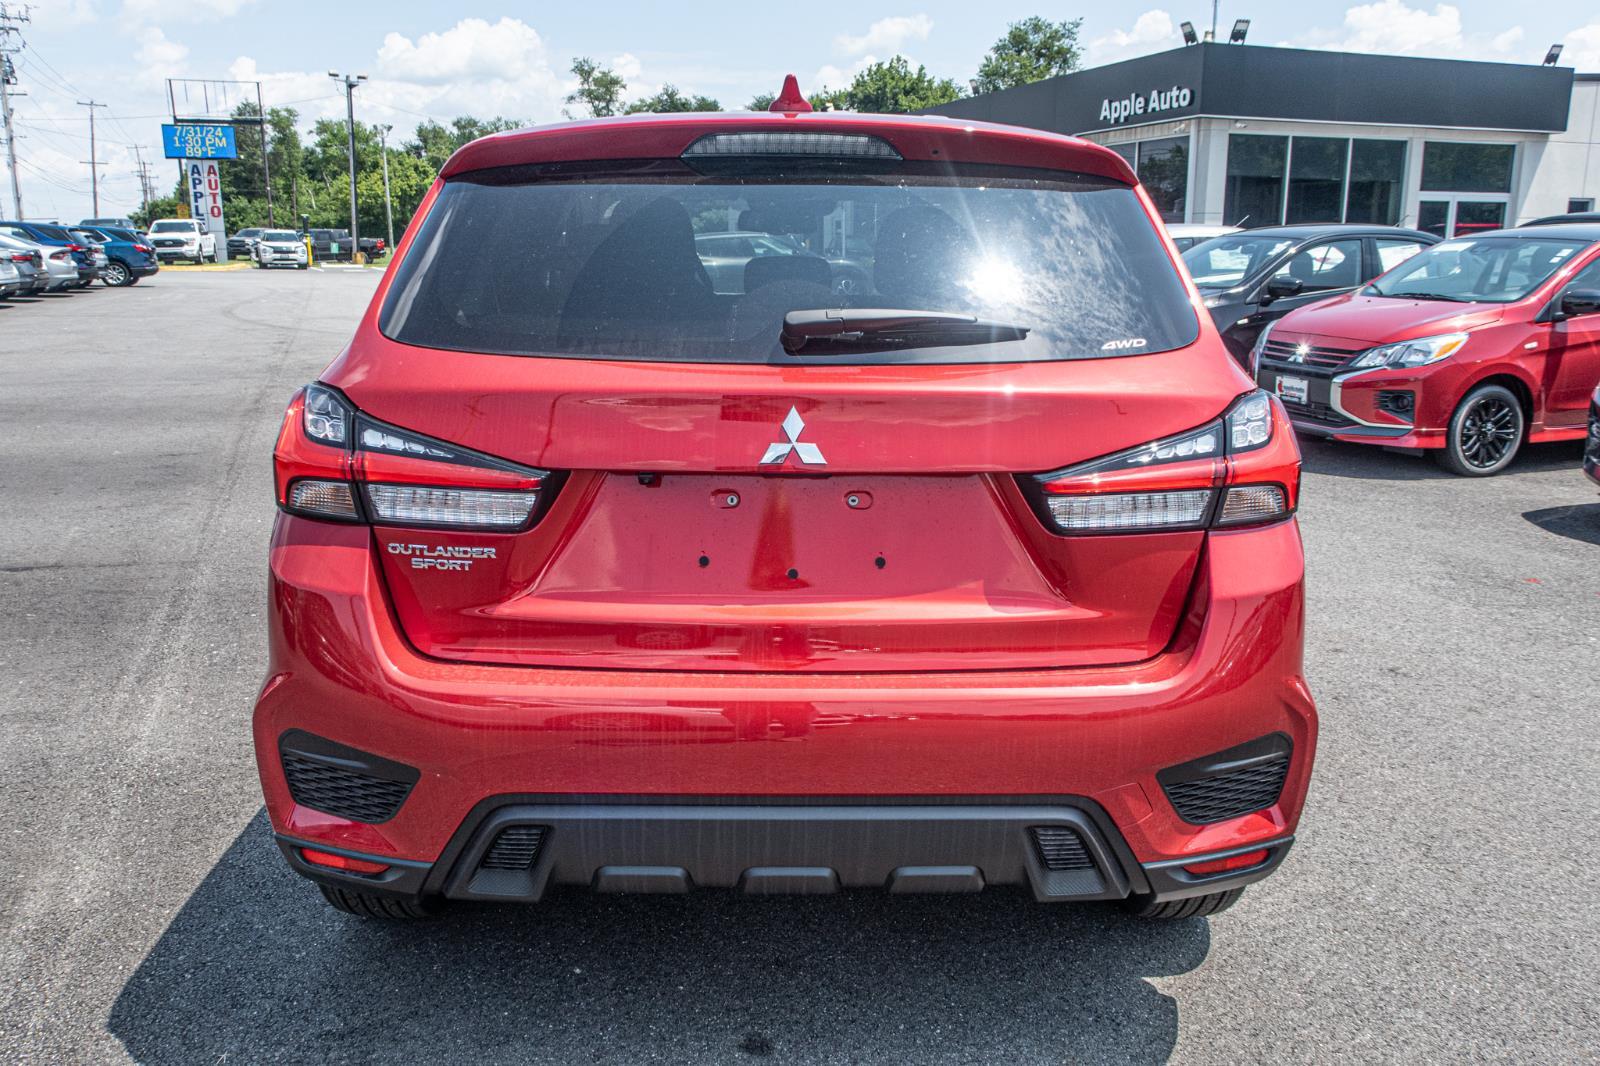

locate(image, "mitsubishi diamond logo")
(1288, 342), (1311, 364)
(759, 407), (826, 466)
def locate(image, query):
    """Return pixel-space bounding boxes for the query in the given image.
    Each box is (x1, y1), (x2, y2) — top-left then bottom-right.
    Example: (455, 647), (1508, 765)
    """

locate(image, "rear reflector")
(1183, 849), (1269, 876)
(364, 484), (539, 528)
(682, 132), (902, 160)
(1044, 489), (1212, 532)
(288, 479), (360, 519)
(301, 848), (389, 875)
(1216, 484), (1288, 526)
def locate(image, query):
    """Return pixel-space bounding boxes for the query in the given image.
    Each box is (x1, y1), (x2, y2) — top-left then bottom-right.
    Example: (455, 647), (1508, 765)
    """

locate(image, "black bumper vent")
(481, 825), (548, 871)
(278, 731), (419, 824)
(1159, 735), (1292, 825)
(1030, 826), (1094, 871)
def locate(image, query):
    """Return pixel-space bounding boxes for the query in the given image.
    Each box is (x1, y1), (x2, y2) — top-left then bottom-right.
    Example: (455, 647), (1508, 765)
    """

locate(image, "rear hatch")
(321, 119), (1249, 673)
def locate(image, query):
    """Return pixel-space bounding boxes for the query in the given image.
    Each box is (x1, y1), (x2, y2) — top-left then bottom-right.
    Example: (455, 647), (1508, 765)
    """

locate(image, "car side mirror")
(1263, 276), (1304, 303)
(1558, 288), (1600, 319)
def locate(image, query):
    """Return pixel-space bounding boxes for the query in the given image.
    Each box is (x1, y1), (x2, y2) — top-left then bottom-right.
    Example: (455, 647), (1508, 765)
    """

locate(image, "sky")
(7, 0), (1600, 222)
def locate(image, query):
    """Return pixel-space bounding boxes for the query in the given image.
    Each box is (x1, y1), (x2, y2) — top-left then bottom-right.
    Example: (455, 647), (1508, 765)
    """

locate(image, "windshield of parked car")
(261, 230), (299, 242)
(380, 161), (1200, 365)
(1182, 235), (1298, 289)
(1363, 236), (1589, 303)
(150, 221), (194, 233)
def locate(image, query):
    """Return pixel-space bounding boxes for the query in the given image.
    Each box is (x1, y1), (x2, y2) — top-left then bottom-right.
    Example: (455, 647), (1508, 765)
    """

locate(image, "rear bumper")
(276, 801), (1294, 905)
(254, 513), (1317, 900)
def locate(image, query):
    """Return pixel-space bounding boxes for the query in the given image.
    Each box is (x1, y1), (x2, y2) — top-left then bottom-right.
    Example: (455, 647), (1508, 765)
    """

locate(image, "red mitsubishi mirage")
(1254, 225), (1600, 475)
(255, 85), (1316, 921)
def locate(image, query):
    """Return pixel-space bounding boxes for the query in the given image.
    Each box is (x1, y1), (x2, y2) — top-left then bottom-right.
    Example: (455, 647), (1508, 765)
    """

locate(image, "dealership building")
(928, 43), (1600, 237)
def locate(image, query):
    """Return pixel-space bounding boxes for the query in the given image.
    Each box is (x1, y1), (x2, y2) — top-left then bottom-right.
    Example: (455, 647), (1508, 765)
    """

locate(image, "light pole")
(328, 71), (366, 258)
(378, 123), (394, 253)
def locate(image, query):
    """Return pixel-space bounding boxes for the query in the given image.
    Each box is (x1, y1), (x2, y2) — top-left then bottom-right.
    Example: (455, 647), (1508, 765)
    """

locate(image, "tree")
(409, 116), (523, 172)
(972, 16), (1083, 94)
(815, 56), (963, 114)
(624, 85), (721, 114)
(745, 92), (776, 111)
(565, 57), (626, 119)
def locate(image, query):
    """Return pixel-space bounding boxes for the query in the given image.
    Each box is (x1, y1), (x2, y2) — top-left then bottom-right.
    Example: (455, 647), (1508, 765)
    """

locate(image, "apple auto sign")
(1100, 85), (1194, 125)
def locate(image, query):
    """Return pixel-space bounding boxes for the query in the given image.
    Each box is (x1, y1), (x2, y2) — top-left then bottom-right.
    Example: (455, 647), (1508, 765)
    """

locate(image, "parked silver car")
(0, 232), (72, 292)
(0, 232), (48, 294)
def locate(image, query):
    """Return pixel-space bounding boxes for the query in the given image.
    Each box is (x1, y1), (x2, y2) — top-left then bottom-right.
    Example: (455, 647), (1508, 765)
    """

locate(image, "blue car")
(74, 226), (159, 287)
(0, 220), (98, 288)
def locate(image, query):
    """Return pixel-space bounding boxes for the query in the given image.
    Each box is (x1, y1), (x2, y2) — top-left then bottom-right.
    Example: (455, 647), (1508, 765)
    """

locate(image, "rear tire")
(1434, 383), (1524, 477)
(1123, 887), (1244, 920)
(317, 884), (438, 919)
(103, 261), (131, 287)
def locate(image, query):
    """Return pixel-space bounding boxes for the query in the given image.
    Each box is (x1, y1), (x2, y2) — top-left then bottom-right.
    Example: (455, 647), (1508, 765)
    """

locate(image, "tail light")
(274, 384), (557, 531)
(48, 250), (70, 262)
(1025, 391), (1300, 534)
(65, 243), (84, 252)
(136, 244), (154, 253)
(7, 252), (29, 263)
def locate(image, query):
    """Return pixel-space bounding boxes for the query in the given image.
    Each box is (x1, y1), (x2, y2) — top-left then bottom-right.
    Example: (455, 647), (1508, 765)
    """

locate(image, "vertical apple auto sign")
(760, 407), (826, 466)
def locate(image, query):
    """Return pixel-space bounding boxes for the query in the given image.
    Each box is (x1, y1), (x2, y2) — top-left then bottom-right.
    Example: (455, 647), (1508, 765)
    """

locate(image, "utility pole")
(255, 81), (273, 226)
(77, 98), (105, 216)
(378, 123), (393, 252)
(0, 2), (29, 220)
(328, 71), (365, 257)
(133, 145), (152, 216)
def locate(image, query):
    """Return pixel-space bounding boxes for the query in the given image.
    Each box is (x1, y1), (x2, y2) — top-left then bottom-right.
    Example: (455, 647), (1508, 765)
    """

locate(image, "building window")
(1569, 198), (1596, 213)
(1421, 143), (1515, 193)
(1108, 144), (1136, 169)
(1347, 140), (1406, 225)
(1224, 135), (1287, 227)
(1286, 137), (1347, 224)
(1137, 136), (1188, 223)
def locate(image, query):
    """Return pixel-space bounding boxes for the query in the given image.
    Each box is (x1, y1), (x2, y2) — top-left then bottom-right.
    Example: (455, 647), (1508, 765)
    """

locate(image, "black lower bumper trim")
(275, 798), (1297, 907)
(436, 802), (1135, 903)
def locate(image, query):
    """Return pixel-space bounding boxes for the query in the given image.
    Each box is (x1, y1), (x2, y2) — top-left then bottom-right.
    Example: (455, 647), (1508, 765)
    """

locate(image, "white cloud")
(135, 26), (188, 74)
(834, 15), (933, 57)
(814, 55), (879, 92)
(1283, 2), (1530, 62)
(376, 17), (553, 87)
(611, 53), (643, 82)
(1086, 10), (1177, 66)
(31, 0), (100, 29)
(1561, 23), (1600, 70)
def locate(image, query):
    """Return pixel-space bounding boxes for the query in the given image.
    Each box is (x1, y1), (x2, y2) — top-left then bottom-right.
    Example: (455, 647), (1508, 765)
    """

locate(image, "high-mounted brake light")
(682, 132), (902, 160)
(1029, 390), (1298, 535)
(276, 384), (555, 532)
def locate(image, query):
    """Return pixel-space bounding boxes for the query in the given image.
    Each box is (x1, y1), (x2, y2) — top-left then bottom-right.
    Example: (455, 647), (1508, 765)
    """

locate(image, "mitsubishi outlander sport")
(255, 82), (1318, 921)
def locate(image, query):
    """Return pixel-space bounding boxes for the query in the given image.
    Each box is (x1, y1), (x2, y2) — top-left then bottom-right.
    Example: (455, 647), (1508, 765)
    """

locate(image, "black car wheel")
(102, 261), (131, 287)
(1436, 383), (1524, 476)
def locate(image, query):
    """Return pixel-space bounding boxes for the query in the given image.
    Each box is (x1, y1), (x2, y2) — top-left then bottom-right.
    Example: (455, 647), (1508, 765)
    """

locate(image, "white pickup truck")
(147, 218), (218, 264)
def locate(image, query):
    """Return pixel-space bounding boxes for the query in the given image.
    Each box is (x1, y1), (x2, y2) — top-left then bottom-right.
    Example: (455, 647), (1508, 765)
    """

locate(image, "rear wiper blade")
(781, 308), (1029, 354)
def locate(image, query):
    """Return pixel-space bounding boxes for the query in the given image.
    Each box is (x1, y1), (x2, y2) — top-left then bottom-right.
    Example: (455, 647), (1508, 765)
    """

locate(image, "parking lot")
(1, 269), (1597, 1062)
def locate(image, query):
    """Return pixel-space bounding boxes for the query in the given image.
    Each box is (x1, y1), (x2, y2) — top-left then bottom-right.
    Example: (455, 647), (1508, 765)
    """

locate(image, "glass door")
(1417, 197), (1508, 238)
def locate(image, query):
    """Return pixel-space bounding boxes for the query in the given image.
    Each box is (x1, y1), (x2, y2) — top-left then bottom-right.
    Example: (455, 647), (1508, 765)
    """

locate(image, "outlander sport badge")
(760, 407), (826, 466)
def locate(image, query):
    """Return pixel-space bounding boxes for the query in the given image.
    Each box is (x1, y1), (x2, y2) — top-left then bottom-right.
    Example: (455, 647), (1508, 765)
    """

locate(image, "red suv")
(1254, 225), (1600, 475)
(255, 93), (1316, 921)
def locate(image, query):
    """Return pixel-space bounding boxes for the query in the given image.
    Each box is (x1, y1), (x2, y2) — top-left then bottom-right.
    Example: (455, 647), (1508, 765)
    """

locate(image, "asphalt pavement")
(1, 270), (1598, 1063)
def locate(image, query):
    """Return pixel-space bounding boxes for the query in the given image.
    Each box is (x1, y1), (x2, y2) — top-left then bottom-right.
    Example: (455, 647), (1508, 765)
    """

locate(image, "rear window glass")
(379, 161), (1199, 364)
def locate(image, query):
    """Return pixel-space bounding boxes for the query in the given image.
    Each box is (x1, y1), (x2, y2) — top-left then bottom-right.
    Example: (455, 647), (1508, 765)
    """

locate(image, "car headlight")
(1349, 332), (1469, 370)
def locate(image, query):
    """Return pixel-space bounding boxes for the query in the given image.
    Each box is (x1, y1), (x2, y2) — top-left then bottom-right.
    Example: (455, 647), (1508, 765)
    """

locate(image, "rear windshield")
(379, 161), (1199, 364)
(31, 224), (72, 242)
(1364, 236), (1590, 303)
